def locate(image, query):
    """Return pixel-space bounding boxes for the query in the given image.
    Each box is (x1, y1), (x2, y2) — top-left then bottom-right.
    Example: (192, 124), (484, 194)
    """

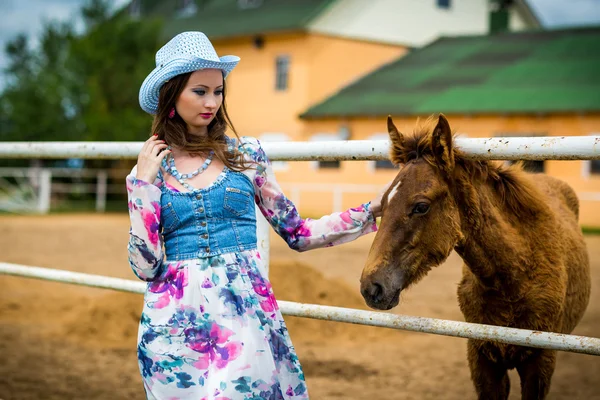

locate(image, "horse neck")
(451, 169), (541, 290)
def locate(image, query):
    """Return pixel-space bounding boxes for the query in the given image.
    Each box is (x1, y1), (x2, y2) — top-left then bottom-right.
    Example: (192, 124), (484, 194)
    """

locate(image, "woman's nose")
(204, 96), (217, 108)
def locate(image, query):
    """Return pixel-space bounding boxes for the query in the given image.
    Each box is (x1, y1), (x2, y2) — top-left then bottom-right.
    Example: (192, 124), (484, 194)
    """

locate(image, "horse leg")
(516, 349), (556, 400)
(467, 340), (510, 400)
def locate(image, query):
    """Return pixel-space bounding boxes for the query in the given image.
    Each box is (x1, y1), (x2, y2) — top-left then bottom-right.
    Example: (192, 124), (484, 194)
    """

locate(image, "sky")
(0, 0), (599, 87)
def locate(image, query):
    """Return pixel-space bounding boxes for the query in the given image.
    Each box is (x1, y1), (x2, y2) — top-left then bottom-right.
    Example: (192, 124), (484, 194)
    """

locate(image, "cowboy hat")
(139, 31), (240, 115)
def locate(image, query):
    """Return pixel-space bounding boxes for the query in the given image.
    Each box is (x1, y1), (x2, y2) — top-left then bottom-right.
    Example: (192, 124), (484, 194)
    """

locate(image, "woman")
(127, 31), (386, 399)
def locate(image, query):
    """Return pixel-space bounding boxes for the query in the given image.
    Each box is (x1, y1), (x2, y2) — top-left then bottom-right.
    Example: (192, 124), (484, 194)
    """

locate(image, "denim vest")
(159, 168), (257, 261)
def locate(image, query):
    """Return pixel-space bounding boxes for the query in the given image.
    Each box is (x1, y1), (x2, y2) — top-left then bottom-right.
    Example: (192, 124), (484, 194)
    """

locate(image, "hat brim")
(139, 55), (240, 115)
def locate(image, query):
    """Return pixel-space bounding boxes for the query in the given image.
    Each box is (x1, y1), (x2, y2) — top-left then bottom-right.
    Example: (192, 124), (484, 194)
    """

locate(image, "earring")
(168, 108), (176, 119)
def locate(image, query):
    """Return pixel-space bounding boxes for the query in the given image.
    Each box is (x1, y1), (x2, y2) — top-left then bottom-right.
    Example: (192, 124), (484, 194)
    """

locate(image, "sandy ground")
(0, 214), (599, 400)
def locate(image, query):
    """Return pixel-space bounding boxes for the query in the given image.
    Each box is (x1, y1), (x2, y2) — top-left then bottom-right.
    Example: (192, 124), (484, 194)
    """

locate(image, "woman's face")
(175, 68), (224, 135)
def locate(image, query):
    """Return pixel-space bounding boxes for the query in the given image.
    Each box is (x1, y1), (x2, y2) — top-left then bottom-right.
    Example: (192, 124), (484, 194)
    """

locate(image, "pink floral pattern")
(185, 323), (243, 370)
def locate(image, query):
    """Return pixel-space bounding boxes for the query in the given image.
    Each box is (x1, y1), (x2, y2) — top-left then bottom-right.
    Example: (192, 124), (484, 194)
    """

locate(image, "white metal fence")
(1, 137), (600, 356)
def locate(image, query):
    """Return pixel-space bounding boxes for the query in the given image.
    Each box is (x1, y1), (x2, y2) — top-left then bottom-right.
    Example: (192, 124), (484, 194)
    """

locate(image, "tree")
(0, 0), (163, 142)
(1, 22), (79, 142)
(69, 8), (163, 141)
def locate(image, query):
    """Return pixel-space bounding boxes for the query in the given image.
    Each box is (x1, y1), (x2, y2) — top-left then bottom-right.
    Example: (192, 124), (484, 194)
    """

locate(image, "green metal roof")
(301, 27), (600, 118)
(140, 0), (334, 40)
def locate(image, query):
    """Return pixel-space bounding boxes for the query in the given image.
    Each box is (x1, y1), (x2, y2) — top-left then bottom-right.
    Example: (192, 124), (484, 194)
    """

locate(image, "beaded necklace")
(162, 149), (214, 192)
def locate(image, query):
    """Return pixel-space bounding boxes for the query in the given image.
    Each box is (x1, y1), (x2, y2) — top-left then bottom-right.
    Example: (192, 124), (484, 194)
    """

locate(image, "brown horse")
(360, 114), (591, 400)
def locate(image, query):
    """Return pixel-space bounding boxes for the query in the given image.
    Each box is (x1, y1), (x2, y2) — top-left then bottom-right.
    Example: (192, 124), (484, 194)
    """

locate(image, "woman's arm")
(241, 137), (378, 252)
(126, 136), (171, 280)
(126, 169), (165, 281)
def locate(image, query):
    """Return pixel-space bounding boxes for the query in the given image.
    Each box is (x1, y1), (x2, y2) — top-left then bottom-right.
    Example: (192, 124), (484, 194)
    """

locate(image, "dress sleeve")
(126, 165), (165, 281)
(240, 137), (378, 252)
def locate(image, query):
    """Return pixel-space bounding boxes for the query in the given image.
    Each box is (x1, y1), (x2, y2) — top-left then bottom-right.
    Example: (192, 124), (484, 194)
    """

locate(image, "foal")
(360, 115), (591, 399)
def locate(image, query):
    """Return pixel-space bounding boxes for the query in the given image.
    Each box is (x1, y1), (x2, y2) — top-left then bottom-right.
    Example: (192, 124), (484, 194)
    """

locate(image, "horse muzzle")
(360, 269), (405, 310)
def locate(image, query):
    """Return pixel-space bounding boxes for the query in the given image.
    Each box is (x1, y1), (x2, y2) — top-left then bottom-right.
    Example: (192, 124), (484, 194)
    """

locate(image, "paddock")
(0, 215), (598, 399)
(0, 137), (599, 399)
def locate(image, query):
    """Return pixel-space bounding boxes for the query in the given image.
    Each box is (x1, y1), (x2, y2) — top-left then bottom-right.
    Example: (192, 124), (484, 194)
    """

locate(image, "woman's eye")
(412, 202), (430, 215)
(193, 90), (205, 96)
(215, 90), (223, 96)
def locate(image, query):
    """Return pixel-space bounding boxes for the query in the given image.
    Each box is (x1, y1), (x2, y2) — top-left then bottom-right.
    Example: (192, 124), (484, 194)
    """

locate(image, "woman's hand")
(135, 135), (170, 184)
(370, 180), (394, 219)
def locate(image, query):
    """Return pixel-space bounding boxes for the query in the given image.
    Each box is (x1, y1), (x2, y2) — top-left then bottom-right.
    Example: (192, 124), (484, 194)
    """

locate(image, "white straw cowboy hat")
(139, 31), (240, 115)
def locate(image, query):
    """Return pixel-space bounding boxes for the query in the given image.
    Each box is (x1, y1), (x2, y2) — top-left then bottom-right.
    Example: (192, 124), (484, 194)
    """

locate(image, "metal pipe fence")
(1, 138), (599, 356)
(2, 262), (599, 356)
(1, 136), (599, 160)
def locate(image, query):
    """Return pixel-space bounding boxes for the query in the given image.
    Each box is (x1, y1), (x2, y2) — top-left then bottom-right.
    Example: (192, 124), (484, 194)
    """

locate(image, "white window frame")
(259, 133), (290, 172)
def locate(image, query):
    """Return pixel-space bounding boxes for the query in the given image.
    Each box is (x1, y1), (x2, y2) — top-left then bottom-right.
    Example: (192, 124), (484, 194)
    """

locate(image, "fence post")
(96, 171), (108, 212)
(255, 205), (271, 276)
(291, 187), (301, 209)
(333, 187), (343, 212)
(38, 169), (51, 214)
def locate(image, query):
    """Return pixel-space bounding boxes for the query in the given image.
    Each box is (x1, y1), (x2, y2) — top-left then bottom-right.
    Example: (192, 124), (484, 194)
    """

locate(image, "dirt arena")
(0, 214), (599, 399)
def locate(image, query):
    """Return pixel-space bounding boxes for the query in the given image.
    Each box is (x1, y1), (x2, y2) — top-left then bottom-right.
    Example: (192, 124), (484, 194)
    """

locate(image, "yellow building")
(131, 1), (600, 227)
(299, 27), (600, 226)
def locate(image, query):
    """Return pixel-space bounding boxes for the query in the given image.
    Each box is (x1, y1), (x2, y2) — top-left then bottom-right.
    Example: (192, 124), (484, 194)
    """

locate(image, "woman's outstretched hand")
(370, 180), (394, 219)
(135, 135), (171, 184)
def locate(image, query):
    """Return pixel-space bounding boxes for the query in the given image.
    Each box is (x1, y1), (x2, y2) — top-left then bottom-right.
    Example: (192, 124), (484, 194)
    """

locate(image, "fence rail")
(2, 262), (599, 356)
(1, 137), (600, 160)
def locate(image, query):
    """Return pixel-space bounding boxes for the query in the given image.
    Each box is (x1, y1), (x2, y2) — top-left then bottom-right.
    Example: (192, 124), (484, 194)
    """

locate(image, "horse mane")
(393, 117), (544, 219)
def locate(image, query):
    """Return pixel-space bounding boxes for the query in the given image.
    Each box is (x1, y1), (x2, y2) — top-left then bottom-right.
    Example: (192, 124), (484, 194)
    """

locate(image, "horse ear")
(387, 115), (405, 165)
(431, 114), (455, 175)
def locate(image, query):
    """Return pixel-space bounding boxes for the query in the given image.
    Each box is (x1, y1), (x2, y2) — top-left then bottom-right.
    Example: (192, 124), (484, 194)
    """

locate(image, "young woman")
(127, 31), (386, 399)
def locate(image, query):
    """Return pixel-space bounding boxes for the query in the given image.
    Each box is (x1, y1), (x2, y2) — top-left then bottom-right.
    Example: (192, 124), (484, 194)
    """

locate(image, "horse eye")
(412, 202), (430, 215)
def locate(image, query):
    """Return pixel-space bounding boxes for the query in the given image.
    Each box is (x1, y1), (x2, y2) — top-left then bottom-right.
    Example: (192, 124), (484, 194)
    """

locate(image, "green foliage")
(0, 0), (163, 142)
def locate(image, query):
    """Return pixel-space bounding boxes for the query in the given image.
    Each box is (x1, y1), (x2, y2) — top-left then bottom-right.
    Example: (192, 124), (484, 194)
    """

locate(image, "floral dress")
(126, 136), (377, 399)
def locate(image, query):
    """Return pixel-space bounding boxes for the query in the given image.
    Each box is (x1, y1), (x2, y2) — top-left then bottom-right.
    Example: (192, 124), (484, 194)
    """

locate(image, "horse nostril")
(363, 282), (384, 304)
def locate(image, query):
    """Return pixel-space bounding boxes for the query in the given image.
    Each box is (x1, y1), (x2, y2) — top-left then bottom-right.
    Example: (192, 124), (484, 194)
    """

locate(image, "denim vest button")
(199, 207), (204, 213)
(205, 247), (210, 253)
(201, 221), (207, 227)
(196, 194), (202, 200)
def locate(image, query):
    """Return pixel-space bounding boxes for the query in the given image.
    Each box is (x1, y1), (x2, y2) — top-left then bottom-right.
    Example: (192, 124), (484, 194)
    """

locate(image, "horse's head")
(360, 114), (464, 310)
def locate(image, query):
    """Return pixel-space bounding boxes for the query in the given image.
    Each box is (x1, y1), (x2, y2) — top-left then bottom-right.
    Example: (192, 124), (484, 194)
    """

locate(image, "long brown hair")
(151, 71), (251, 172)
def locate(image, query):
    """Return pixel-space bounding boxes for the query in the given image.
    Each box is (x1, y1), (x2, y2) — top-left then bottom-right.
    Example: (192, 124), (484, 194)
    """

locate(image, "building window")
(318, 161), (341, 169)
(437, 0), (451, 9)
(517, 160), (545, 173)
(259, 133), (290, 171)
(129, 0), (141, 18)
(367, 133), (396, 172)
(504, 159), (545, 173)
(176, 0), (198, 17)
(374, 160), (395, 169)
(275, 55), (290, 91)
(496, 132), (545, 173)
(310, 133), (344, 170)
